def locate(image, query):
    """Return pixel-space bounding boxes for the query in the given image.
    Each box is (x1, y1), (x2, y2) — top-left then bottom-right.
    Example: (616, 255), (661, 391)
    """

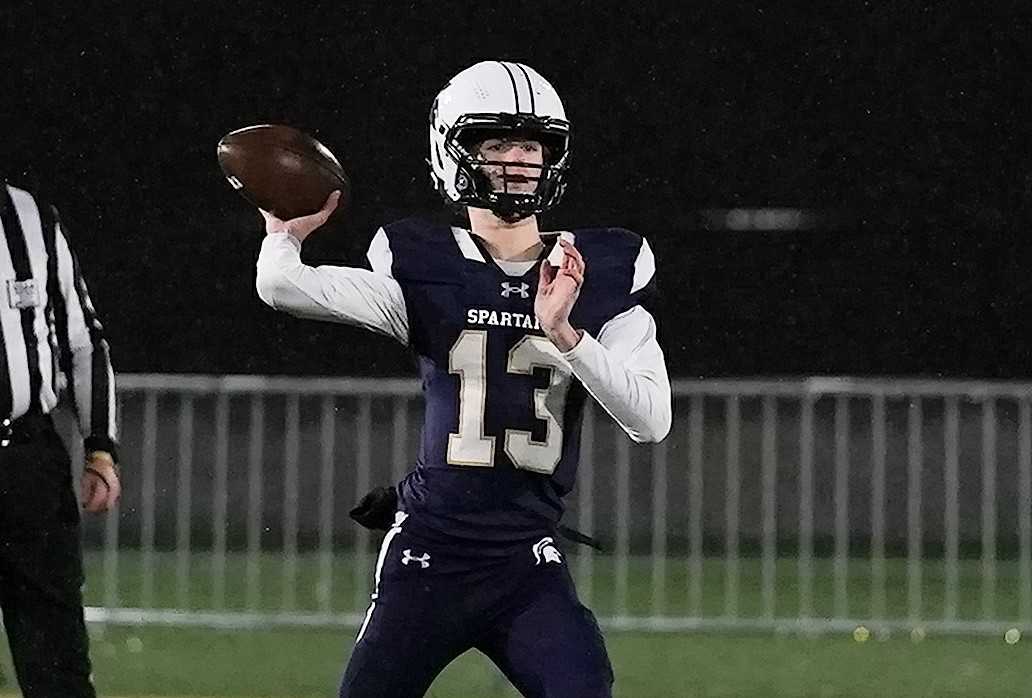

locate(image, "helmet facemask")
(445, 114), (570, 222)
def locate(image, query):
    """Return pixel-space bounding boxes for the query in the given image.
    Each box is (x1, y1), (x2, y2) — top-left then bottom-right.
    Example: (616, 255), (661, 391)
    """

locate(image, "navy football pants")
(338, 513), (613, 698)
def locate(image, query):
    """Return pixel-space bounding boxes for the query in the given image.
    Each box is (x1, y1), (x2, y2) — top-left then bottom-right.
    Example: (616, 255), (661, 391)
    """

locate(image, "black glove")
(349, 485), (399, 531)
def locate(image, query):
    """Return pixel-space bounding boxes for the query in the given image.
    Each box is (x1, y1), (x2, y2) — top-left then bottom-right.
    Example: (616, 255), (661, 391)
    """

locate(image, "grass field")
(77, 550), (1031, 622)
(4, 626), (1030, 697)
(1, 550), (1029, 696)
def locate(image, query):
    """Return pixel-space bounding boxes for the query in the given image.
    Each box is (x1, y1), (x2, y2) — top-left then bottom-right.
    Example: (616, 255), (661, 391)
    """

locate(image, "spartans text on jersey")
(466, 308), (541, 330)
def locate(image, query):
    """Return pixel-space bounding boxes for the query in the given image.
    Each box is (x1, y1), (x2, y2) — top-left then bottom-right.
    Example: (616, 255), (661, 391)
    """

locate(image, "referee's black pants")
(0, 412), (95, 698)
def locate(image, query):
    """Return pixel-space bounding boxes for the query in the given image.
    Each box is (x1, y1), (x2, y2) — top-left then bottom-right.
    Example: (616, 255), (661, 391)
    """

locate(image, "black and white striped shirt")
(0, 183), (117, 459)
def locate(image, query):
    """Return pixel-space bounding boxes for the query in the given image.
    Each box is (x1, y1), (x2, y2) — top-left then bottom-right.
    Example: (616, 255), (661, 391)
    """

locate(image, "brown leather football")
(217, 124), (350, 220)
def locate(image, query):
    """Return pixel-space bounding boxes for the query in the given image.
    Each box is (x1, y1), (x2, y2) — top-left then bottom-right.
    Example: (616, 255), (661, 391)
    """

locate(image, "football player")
(255, 60), (671, 698)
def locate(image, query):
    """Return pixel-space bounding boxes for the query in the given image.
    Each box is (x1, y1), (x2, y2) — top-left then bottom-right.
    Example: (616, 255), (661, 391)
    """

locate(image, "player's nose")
(506, 151), (536, 168)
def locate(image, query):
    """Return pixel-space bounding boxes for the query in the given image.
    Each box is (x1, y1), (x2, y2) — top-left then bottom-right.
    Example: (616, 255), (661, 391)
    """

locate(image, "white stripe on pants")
(355, 511), (408, 644)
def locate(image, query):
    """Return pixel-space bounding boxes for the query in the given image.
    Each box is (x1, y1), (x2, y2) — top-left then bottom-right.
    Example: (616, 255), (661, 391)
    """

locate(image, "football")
(216, 124), (350, 221)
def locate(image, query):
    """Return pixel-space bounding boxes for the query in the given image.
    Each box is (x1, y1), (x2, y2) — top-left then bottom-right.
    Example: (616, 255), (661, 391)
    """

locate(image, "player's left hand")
(536, 238), (585, 352)
(81, 451), (122, 513)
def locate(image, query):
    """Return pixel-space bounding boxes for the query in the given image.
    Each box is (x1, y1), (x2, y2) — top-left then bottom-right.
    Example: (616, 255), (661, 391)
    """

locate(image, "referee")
(0, 182), (120, 698)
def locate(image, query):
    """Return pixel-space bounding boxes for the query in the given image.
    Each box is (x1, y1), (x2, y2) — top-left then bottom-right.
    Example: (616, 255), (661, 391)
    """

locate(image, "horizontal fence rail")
(57, 374), (1032, 638)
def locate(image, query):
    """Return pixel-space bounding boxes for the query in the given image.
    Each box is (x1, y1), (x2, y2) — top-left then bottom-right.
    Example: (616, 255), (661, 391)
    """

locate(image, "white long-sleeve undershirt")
(256, 233), (409, 343)
(256, 232), (671, 443)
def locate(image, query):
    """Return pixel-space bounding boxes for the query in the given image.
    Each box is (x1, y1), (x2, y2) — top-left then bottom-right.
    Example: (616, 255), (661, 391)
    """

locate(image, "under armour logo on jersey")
(500, 281), (530, 298)
(532, 537), (563, 566)
(401, 549), (431, 569)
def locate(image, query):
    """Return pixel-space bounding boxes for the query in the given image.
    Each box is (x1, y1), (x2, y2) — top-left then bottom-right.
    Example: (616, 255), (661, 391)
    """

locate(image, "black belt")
(350, 485), (606, 552)
(0, 409), (54, 448)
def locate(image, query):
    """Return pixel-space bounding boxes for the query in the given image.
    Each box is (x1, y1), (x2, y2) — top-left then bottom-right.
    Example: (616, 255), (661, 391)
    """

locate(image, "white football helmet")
(428, 61), (571, 220)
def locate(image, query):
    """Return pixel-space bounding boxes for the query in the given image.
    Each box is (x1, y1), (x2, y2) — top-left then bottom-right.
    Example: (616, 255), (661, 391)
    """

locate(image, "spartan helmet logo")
(532, 537), (563, 566)
(500, 281), (530, 298)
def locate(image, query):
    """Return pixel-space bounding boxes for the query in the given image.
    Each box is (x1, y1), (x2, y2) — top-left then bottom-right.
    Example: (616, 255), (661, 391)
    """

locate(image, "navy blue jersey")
(379, 218), (655, 544)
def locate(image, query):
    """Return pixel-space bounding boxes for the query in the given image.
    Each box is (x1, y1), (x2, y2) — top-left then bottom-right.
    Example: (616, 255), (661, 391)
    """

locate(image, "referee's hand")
(81, 451), (121, 513)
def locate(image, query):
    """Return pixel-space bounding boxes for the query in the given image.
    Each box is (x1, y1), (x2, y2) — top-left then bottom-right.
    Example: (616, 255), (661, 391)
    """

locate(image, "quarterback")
(255, 61), (671, 698)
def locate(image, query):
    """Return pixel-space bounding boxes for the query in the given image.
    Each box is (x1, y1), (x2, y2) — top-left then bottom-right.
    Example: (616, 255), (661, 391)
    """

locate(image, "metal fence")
(63, 374), (1032, 638)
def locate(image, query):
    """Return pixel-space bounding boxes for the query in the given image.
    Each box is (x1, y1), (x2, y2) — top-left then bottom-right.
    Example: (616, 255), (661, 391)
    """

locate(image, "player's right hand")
(260, 190), (341, 243)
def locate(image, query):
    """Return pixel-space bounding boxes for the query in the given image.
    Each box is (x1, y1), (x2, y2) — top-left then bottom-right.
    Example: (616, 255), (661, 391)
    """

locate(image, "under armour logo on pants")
(401, 549), (431, 569)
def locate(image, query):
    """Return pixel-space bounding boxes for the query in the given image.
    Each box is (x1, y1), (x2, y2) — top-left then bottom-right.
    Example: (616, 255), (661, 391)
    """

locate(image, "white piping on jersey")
(452, 227), (577, 279)
(631, 237), (656, 294)
(366, 228), (395, 277)
(451, 227), (487, 263)
(494, 258), (536, 276)
(545, 231), (575, 267)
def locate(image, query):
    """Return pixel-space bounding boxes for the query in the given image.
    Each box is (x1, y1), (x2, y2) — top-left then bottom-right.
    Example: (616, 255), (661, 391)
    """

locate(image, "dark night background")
(0, 3), (1025, 379)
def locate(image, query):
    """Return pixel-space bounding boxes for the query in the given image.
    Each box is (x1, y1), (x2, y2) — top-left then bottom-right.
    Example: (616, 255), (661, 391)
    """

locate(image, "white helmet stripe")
(497, 61), (521, 112)
(513, 63), (536, 114)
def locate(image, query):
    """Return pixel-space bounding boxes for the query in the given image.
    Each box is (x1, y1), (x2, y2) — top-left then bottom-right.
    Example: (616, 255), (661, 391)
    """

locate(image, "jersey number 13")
(447, 330), (572, 475)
